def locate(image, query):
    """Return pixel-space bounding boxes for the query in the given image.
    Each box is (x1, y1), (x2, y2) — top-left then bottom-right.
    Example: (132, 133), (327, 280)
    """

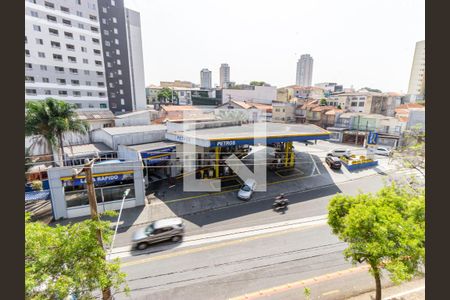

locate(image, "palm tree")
(25, 98), (89, 166)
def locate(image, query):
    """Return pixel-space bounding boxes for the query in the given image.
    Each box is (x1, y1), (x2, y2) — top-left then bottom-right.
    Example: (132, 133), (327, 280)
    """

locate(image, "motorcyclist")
(273, 193), (289, 208)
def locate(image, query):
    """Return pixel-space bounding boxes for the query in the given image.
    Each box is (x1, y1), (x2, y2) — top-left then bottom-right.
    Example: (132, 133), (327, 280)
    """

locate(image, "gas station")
(165, 122), (330, 179)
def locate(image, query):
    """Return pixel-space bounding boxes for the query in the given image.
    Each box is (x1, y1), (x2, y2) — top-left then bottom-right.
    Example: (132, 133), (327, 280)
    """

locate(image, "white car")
(374, 147), (391, 156)
(327, 148), (351, 158)
(237, 179), (256, 201)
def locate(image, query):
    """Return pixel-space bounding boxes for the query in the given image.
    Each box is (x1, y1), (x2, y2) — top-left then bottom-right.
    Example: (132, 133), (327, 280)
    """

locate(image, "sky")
(124, 0), (424, 93)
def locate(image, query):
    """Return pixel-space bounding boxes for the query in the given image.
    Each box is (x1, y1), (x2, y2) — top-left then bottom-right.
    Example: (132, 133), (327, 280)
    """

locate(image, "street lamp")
(108, 188), (131, 260)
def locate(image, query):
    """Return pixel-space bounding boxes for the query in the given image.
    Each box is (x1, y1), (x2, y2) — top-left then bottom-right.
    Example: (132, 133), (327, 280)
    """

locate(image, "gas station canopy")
(166, 122), (330, 148)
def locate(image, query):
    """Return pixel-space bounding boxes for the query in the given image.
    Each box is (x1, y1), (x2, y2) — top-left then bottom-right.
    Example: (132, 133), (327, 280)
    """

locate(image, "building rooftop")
(124, 141), (179, 152)
(100, 125), (167, 136)
(161, 105), (201, 112)
(63, 143), (112, 158)
(76, 110), (115, 120)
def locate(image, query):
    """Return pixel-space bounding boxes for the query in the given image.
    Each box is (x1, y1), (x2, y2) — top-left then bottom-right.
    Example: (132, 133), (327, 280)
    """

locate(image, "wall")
(222, 86), (276, 105)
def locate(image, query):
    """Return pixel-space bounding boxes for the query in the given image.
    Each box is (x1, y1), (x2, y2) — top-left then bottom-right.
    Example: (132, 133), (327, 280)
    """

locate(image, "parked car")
(327, 148), (351, 158)
(237, 178), (256, 201)
(374, 146), (391, 156)
(325, 156), (342, 170)
(132, 218), (185, 250)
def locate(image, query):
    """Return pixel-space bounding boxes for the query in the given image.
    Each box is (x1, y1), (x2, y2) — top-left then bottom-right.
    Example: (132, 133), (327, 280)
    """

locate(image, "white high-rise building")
(220, 63), (230, 88)
(296, 54), (314, 87)
(200, 68), (212, 89)
(407, 40), (425, 96)
(25, 0), (146, 113)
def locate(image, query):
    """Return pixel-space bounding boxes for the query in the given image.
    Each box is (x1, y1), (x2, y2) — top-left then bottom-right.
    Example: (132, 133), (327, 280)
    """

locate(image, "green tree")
(25, 213), (128, 299)
(249, 81), (267, 86)
(320, 98), (328, 106)
(157, 87), (179, 105)
(392, 124), (425, 177)
(327, 184), (425, 300)
(25, 98), (89, 166)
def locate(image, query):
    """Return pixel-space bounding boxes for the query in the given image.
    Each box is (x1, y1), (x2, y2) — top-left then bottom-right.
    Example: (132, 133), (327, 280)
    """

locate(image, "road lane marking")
(229, 265), (370, 300)
(383, 286), (425, 300)
(111, 215), (328, 259)
(322, 289), (340, 296)
(120, 220), (327, 267)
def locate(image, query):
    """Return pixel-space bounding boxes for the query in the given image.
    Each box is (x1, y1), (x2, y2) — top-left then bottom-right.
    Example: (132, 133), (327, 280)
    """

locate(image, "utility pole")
(74, 159), (112, 300)
(355, 115), (361, 146)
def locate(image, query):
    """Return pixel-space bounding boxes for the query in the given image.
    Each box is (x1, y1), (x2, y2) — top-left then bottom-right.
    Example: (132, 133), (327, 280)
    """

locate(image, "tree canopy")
(25, 213), (128, 299)
(25, 98), (89, 166)
(327, 184), (425, 300)
(157, 87), (179, 104)
(320, 98), (328, 106)
(249, 81), (267, 86)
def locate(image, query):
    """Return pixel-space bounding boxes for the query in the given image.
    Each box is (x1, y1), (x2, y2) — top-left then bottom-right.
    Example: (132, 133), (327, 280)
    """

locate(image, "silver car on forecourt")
(132, 218), (185, 250)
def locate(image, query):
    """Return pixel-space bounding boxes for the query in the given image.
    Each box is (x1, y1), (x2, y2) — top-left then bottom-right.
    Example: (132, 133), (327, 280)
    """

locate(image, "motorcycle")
(272, 196), (289, 212)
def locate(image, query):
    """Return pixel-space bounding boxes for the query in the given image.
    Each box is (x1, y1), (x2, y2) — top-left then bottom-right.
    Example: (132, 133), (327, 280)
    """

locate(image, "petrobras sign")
(61, 172), (134, 187)
(141, 147), (175, 159)
(216, 140), (236, 147)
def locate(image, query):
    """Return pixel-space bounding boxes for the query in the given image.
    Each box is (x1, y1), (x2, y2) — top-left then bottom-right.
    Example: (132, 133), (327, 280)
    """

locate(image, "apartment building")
(25, 0), (145, 113)
(327, 92), (396, 117)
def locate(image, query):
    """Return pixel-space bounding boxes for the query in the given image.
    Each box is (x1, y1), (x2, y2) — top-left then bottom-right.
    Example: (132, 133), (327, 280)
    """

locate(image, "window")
(118, 79), (123, 85)
(86, 81), (91, 86)
(89, 15), (97, 21)
(103, 29), (109, 36)
(84, 70), (90, 75)
(58, 90), (68, 96)
(44, 90), (51, 95)
(120, 99), (125, 105)
(76, 11), (83, 17)
(105, 41), (110, 47)
(98, 82), (105, 87)
(68, 56), (76, 63)
(78, 23), (84, 29)
(80, 35), (85, 41)
(108, 82), (114, 88)
(110, 92), (115, 98)
(30, 11), (38, 17)
(117, 69), (122, 75)
(351, 102), (357, 107)
(25, 49), (30, 56)
(35, 38), (43, 45)
(74, 103), (82, 108)
(55, 66), (64, 72)
(105, 51), (110, 57)
(91, 26), (99, 33)
(100, 103), (107, 108)
(112, 17), (117, 23)
(25, 76), (34, 82)
(47, 15), (57, 22)
(82, 58), (88, 64)
(95, 61), (102, 67)
(119, 89), (124, 95)
(49, 28), (58, 35)
(111, 103), (117, 108)
(96, 71), (104, 76)
(42, 77), (49, 83)
(358, 102), (364, 107)
(73, 91), (81, 96)
(56, 78), (66, 84)
(92, 38), (100, 44)
(61, 6), (70, 13)
(99, 92), (106, 97)
(66, 44), (75, 51)
(111, 0), (115, 5)
(102, 18), (106, 24)
(87, 92), (93, 96)
(113, 28), (118, 34)
(51, 41), (60, 48)
(33, 25), (41, 32)
(88, 104), (94, 108)
(107, 62), (112, 68)
(116, 49), (120, 55)
(77, 0), (81, 5)
(25, 63), (32, 69)
(62, 19), (71, 26)
(116, 59), (121, 65)
(93, 49), (101, 55)
(38, 52), (45, 58)
(69, 68), (78, 74)
(53, 54), (62, 61)
(81, 47), (87, 52)
(44, 2), (55, 9)
(26, 89), (37, 95)
(114, 38), (119, 45)
(64, 32), (73, 39)
(40, 65), (47, 71)
(109, 72), (113, 78)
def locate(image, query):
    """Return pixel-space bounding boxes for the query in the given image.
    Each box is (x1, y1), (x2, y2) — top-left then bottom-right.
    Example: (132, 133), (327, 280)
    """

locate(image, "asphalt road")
(112, 170), (423, 299)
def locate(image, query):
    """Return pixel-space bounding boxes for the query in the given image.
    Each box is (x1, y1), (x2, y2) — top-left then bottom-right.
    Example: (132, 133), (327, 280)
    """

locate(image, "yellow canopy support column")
(215, 147), (220, 178)
(284, 142), (289, 167)
(289, 142), (295, 167)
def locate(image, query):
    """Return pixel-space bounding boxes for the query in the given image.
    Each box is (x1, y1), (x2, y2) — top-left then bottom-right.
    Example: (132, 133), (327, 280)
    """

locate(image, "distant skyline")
(125, 0), (424, 92)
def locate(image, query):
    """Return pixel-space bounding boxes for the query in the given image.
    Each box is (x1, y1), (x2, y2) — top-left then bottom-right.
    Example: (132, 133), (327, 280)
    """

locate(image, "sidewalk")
(346, 277), (424, 300)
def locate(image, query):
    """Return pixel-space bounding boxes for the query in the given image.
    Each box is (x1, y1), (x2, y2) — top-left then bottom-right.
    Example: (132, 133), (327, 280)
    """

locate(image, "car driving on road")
(374, 146), (392, 156)
(132, 218), (185, 250)
(237, 178), (256, 201)
(327, 148), (351, 158)
(325, 156), (342, 170)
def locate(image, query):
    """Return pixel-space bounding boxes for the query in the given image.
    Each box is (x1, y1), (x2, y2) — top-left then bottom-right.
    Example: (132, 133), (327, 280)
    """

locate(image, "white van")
(237, 179), (256, 201)
(327, 148), (351, 158)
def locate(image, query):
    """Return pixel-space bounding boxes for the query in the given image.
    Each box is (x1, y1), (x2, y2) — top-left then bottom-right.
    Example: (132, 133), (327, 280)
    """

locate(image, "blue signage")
(62, 173), (133, 187)
(367, 132), (378, 144)
(141, 147), (175, 159)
